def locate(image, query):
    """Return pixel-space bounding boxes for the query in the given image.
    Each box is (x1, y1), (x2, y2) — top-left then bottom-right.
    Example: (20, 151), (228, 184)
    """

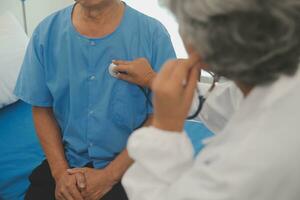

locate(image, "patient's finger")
(56, 193), (66, 200)
(61, 189), (75, 200)
(67, 168), (85, 175)
(67, 183), (84, 200)
(75, 172), (86, 190)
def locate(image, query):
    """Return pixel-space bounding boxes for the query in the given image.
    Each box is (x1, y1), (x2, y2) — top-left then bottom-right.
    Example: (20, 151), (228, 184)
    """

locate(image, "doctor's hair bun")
(161, 0), (300, 85)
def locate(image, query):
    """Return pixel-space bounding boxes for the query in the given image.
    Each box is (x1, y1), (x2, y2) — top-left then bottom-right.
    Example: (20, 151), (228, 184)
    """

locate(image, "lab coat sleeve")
(189, 81), (243, 133)
(122, 126), (194, 200)
(123, 127), (238, 200)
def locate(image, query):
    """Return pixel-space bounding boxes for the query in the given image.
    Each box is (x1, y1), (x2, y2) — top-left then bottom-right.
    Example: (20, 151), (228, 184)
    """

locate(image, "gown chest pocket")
(109, 81), (149, 132)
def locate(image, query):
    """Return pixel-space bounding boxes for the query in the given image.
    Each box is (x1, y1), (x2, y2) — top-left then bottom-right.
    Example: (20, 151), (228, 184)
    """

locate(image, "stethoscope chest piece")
(109, 63), (119, 78)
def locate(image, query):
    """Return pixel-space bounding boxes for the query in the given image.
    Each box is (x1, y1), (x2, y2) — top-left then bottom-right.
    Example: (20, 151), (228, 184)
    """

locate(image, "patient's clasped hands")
(55, 167), (116, 200)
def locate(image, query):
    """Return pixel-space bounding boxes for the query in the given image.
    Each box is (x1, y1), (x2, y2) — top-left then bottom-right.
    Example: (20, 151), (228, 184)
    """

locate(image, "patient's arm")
(32, 106), (68, 180)
(33, 107), (84, 199)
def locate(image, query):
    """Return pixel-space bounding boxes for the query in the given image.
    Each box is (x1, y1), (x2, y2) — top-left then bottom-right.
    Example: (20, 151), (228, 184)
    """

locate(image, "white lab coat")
(122, 69), (300, 200)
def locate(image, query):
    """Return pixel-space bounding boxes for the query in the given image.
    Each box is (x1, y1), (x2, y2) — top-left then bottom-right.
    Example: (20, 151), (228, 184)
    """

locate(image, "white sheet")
(0, 12), (28, 108)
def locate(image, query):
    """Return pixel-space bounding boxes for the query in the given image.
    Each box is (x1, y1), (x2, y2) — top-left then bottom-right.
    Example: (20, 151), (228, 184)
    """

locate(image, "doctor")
(114, 0), (300, 199)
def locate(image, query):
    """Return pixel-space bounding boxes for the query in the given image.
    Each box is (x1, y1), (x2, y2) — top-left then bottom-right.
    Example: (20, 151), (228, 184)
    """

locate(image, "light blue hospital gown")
(14, 3), (176, 168)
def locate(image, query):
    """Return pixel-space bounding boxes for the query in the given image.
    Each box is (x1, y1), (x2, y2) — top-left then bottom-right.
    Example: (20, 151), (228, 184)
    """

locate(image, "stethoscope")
(109, 62), (218, 121)
(187, 71), (218, 120)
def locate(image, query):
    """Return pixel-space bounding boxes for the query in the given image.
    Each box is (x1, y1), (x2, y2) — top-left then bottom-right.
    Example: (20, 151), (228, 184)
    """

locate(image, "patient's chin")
(77, 0), (112, 9)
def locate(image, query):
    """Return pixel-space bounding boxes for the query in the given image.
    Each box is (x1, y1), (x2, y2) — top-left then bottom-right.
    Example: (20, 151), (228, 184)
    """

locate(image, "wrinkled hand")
(113, 58), (156, 88)
(55, 171), (84, 200)
(68, 167), (117, 200)
(152, 55), (201, 132)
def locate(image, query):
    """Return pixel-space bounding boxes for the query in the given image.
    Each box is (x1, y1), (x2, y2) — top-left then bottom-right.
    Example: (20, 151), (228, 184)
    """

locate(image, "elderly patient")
(14, 0), (175, 200)
(113, 0), (300, 200)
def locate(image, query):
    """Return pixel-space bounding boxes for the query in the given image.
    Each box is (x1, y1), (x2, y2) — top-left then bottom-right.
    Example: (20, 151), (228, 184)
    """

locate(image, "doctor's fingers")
(113, 64), (131, 74)
(113, 60), (131, 65)
(183, 67), (199, 106)
(116, 73), (134, 83)
(152, 60), (195, 93)
(156, 59), (179, 80)
(152, 60), (178, 92)
(169, 56), (201, 87)
(156, 56), (200, 84)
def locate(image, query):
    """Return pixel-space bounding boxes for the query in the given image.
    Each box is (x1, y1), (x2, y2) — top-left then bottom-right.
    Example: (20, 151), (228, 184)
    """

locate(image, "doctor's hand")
(113, 58), (156, 89)
(152, 55), (201, 132)
(68, 167), (117, 200)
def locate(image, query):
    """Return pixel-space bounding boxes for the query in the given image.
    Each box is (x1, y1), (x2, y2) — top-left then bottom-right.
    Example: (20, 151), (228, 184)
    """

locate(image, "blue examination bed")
(0, 101), (44, 200)
(0, 100), (213, 200)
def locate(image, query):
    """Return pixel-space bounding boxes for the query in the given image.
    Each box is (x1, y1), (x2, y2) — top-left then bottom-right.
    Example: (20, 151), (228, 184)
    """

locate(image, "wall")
(0, 0), (73, 35)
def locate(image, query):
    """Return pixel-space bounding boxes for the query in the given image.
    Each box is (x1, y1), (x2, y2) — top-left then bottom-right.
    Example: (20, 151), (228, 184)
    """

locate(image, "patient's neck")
(72, 0), (124, 38)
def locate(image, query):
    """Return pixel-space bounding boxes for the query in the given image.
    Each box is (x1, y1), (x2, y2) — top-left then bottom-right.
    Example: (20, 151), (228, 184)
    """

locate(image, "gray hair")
(161, 0), (300, 85)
